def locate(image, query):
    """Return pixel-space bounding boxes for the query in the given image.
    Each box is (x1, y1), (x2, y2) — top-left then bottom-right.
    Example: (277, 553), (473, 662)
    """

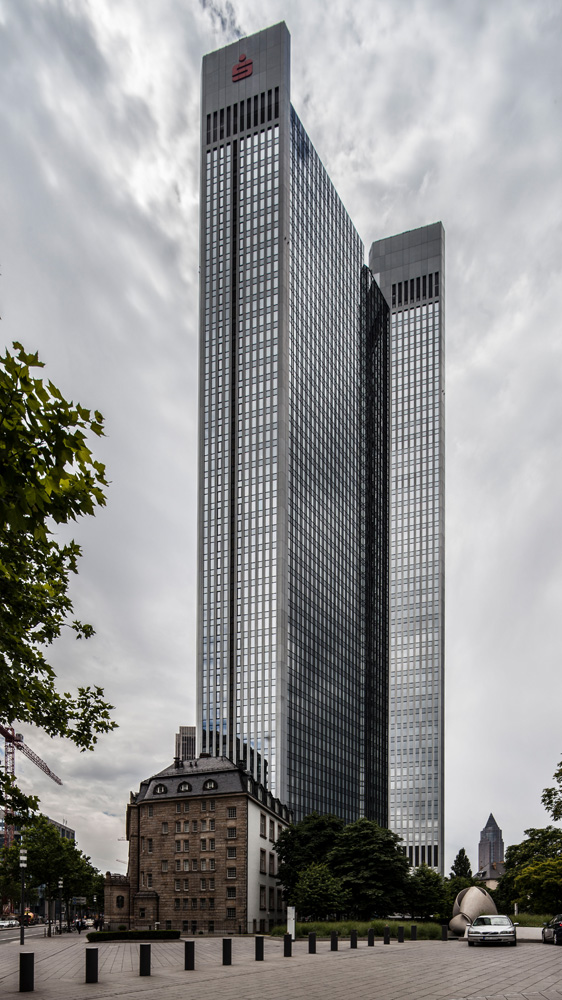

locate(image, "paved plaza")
(1, 931), (562, 1000)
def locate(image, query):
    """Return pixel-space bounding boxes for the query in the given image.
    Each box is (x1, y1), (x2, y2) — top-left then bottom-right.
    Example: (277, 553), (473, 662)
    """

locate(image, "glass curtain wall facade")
(369, 226), (445, 871)
(198, 22), (389, 823)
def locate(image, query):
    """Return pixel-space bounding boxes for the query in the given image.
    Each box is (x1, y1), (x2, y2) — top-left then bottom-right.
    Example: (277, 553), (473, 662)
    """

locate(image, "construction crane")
(1, 724), (63, 847)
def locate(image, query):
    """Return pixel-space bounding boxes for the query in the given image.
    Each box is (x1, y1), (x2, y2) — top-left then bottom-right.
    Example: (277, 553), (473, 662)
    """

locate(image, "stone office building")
(105, 755), (291, 934)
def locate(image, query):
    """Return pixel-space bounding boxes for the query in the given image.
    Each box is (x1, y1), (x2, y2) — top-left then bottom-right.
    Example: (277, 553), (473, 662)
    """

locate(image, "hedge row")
(86, 930), (181, 942)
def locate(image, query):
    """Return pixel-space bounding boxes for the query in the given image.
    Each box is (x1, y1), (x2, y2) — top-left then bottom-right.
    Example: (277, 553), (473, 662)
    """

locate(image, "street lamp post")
(19, 848), (27, 946)
(58, 878), (63, 935)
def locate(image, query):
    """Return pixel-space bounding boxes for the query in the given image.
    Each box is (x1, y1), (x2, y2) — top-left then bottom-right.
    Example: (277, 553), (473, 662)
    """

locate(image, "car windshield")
(473, 916), (511, 926)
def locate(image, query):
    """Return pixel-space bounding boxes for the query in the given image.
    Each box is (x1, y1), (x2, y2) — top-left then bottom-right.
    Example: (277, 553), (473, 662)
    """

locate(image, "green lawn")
(271, 919), (443, 940)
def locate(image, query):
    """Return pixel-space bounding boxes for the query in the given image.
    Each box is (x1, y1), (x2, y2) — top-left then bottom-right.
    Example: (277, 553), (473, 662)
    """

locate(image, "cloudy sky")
(1, 0), (561, 876)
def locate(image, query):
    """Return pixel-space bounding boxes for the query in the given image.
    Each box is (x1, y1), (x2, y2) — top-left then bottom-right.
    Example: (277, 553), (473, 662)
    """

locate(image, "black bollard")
(308, 931), (316, 954)
(284, 933), (292, 957)
(85, 948), (98, 983)
(410, 925), (417, 941)
(383, 925), (390, 945)
(441, 924), (448, 941)
(139, 943), (151, 976)
(330, 930), (338, 951)
(367, 928), (375, 947)
(185, 940), (195, 970)
(397, 926), (404, 943)
(222, 938), (232, 966)
(350, 930), (357, 949)
(19, 953), (34, 993)
(255, 936), (264, 961)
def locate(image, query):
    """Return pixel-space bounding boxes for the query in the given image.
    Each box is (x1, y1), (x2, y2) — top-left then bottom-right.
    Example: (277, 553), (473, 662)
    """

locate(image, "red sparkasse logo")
(232, 54), (253, 82)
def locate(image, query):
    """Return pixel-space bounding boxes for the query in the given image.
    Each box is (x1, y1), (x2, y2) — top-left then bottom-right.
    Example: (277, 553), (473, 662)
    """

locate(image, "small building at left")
(105, 755), (291, 934)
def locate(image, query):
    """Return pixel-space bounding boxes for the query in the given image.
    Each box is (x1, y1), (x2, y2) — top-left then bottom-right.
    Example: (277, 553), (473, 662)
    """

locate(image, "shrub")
(86, 930), (181, 942)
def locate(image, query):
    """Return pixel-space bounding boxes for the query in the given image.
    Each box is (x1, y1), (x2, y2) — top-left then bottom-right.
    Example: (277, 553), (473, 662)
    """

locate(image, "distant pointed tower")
(478, 814), (504, 870)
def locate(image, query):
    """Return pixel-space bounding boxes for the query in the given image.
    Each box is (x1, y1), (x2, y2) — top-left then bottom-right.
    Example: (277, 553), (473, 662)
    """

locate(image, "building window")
(176, 804), (181, 814)
(209, 878), (215, 890)
(184, 821), (190, 833)
(183, 859), (190, 871)
(209, 899), (215, 911)
(209, 819), (215, 831)
(269, 887), (275, 910)
(175, 821), (181, 833)
(141, 871), (145, 886)
(175, 879), (181, 891)
(209, 859), (216, 871)
(201, 839), (207, 851)
(227, 807), (237, 819)
(200, 878), (207, 890)
(227, 867), (236, 879)
(227, 847), (236, 859)
(260, 814), (266, 837)
(139, 908), (146, 918)
(116, 895), (124, 909)
(260, 850), (266, 874)
(184, 840), (190, 852)
(227, 887), (236, 899)
(209, 799), (215, 811)
(147, 839), (153, 854)
(203, 780), (218, 791)
(192, 860), (198, 871)
(178, 782), (192, 792)
(227, 827), (237, 840)
(269, 853), (275, 875)
(153, 784), (167, 795)
(162, 822), (168, 834)
(161, 860), (168, 873)
(174, 898), (180, 910)
(200, 898), (206, 909)
(184, 879), (189, 891)
(175, 841), (181, 853)
(200, 800), (206, 812)
(147, 874), (152, 888)
(201, 820), (207, 832)
(148, 806), (153, 817)
(260, 885), (266, 910)
(175, 860), (181, 872)
(269, 820), (275, 842)
(192, 821), (198, 832)
(200, 859), (207, 872)
(226, 908), (236, 920)
(183, 898), (189, 910)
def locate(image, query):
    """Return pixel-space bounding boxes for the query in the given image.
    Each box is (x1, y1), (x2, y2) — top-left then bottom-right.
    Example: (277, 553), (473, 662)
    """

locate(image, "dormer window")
(153, 783), (168, 795)
(203, 779), (218, 791)
(177, 782), (192, 792)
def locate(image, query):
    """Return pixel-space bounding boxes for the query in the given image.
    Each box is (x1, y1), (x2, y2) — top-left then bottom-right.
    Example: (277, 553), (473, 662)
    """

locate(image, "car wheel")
(554, 936), (560, 946)
(468, 941), (474, 947)
(542, 931), (546, 943)
(511, 940), (517, 946)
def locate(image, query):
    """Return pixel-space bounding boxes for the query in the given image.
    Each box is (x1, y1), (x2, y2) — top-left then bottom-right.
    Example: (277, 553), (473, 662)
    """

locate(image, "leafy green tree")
(542, 759), (562, 821)
(494, 827), (562, 913)
(0, 343), (116, 817)
(405, 863), (446, 921)
(328, 818), (409, 919)
(293, 862), (350, 920)
(514, 859), (562, 913)
(450, 848), (472, 878)
(275, 812), (345, 902)
(0, 816), (101, 931)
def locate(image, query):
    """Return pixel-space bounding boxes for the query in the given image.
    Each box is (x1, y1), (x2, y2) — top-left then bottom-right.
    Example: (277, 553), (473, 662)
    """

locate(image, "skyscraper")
(478, 813), (504, 871)
(197, 22), (390, 824)
(369, 226), (445, 871)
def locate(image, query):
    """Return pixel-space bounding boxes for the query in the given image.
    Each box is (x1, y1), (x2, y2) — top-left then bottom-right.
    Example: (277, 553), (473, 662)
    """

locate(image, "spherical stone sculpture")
(449, 885), (497, 936)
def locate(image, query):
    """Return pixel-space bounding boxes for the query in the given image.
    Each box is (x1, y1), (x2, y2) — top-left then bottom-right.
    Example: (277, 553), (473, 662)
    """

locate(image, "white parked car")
(467, 914), (518, 946)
